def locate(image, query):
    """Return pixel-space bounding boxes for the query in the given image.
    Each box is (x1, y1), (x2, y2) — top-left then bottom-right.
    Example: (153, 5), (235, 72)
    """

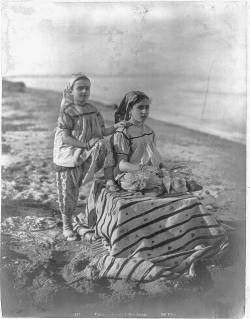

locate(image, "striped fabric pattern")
(73, 180), (228, 282)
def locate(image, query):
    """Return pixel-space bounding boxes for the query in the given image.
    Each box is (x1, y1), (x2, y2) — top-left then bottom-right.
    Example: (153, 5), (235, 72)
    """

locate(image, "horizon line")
(3, 72), (206, 79)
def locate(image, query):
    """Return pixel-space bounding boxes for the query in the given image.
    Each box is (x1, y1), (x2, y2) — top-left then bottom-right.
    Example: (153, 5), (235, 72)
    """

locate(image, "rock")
(2, 143), (11, 153)
(13, 185), (24, 192)
(2, 79), (26, 92)
(32, 192), (45, 201)
(13, 192), (26, 200)
(25, 165), (35, 172)
(38, 169), (48, 174)
(205, 205), (214, 211)
(42, 199), (53, 206)
(42, 161), (48, 167)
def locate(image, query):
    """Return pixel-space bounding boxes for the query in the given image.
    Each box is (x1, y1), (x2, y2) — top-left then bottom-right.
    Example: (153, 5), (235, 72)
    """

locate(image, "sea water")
(5, 75), (246, 144)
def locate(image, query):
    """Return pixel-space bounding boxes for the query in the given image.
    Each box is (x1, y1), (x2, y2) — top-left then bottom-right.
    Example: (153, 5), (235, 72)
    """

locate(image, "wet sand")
(1, 81), (246, 317)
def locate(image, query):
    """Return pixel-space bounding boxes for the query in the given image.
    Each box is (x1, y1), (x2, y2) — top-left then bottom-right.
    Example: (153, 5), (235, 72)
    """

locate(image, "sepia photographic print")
(1, 0), (247, 318)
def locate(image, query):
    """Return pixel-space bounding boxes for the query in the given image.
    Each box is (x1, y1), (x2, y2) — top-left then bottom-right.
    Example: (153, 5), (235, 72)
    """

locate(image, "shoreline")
(3, 77), (245, 145)
(150, 116), (245, 145)
(28, 85), (245, 146)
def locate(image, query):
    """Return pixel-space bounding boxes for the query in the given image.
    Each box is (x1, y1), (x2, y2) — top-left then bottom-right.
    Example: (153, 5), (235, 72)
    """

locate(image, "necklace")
(130, 118), (144, 127)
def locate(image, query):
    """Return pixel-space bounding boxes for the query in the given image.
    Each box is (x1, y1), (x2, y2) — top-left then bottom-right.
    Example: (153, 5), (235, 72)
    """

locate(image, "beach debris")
(1, 216), (58, 235)
(196, 184), (227, 209)
(62, 249), (96, 286)
(198, 184), (224, 199)
(32, 271), (60, 308)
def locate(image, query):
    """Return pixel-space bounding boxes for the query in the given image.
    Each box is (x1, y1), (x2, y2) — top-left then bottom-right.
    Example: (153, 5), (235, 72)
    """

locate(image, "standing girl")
(53, 73), (124, 241)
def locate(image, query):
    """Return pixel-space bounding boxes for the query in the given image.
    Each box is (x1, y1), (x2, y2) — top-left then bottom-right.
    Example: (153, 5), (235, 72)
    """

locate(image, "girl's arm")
(62, 129), (88, 148)
(102, 126), (115, 136)
(102, 121), (129, 136)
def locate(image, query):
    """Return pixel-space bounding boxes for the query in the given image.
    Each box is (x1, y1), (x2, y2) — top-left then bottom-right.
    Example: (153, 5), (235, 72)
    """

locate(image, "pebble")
(42, 199), (52, 205)
(32, 193), (44, 201)
(42, 161), (48, 167)
(205, 204), (215, 211)
(13, 193), (25, 200)
(39, 169), (48, 174)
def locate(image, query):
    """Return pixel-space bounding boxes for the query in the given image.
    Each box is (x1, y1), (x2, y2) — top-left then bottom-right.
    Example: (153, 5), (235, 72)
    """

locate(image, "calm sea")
(5, 75), (246, 144)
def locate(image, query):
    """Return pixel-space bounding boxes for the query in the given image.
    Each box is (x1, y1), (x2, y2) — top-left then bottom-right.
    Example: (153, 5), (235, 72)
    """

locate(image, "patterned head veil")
(114, 91), (151, 123)
(60, 73), (90, 110)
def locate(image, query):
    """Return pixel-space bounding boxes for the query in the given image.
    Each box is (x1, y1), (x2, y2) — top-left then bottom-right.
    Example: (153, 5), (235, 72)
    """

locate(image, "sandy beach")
(1, 80), (246, 317)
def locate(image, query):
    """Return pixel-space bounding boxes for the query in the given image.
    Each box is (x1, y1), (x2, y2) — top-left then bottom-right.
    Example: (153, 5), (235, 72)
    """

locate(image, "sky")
(2, 1), (246, 90)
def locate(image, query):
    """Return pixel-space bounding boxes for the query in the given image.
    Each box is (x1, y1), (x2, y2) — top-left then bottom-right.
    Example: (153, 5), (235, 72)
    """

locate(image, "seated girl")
(112, 91), (202, 196)
(70, 91), (228, 284)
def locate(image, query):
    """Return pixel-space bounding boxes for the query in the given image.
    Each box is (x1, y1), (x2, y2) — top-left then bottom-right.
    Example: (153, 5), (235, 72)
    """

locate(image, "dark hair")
(114, 91), (149, 123)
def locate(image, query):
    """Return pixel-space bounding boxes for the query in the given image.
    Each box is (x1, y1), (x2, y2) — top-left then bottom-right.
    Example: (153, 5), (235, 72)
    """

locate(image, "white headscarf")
(60, 73), (90, 110)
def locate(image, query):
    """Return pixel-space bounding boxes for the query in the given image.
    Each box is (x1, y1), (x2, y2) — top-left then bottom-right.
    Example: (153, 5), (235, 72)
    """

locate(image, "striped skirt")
(73, 180), (228, 282)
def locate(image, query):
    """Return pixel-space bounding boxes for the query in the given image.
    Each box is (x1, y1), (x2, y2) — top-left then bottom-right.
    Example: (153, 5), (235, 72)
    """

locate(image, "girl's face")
(71, 78), (91, 105)
(130, 98), (150, 123)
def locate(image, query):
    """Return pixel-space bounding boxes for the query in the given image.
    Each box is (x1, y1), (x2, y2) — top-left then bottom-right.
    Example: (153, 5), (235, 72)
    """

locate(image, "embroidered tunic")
(53, 103), (105, 167)
(112, 122), (162, 179)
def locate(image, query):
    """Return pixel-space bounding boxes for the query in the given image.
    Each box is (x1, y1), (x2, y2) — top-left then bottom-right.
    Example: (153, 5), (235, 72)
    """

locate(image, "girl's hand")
(88, 137), (100, 148)
(114, 121), (130, 129)
(63, 84), (72, 99)
(156, 168), (164, 178)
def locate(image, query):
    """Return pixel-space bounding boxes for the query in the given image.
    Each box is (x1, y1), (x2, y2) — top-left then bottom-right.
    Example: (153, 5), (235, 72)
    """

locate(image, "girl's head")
(66, 73), (91, 105)
(115, 91), (151, 123)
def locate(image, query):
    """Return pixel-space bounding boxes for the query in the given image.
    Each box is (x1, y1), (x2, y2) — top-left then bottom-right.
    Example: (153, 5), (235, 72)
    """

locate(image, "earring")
(127, 112), (132, 120)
